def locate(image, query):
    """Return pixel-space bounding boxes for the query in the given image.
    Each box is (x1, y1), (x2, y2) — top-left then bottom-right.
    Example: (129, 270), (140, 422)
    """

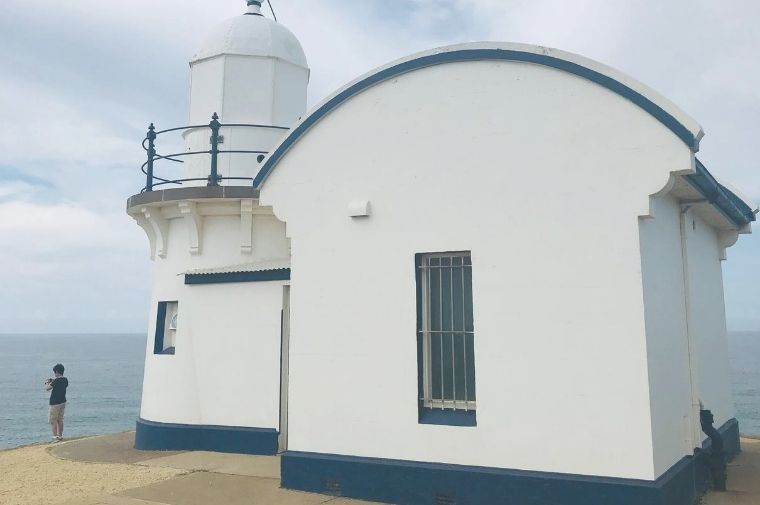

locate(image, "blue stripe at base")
(282, 418), (741, 505)
(135, 418), (278, 455)
(282, 452), (664, 505)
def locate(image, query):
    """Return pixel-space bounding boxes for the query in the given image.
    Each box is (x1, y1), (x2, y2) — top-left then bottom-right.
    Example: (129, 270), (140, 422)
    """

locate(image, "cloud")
(0, 0), (758, 332)
(0, 166), (53, 187)
(0, 78), (139, 167)
(1, 201), (117, 246)
(0, 199), (150, 333)
(0, 181), (45, 203)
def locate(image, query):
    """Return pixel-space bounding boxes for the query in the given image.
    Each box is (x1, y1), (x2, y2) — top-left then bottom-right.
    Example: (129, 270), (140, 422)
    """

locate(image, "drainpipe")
(679, 205), (702, 450)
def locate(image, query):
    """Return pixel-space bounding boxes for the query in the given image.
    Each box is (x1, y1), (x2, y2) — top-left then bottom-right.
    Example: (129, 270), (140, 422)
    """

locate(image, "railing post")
(208, 112), (221, 186)
(146, 123), (156, 192)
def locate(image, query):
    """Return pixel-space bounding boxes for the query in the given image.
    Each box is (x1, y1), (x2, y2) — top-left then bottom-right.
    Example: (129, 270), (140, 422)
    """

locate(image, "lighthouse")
(127, 0), (308, 454)
(125, 3), (758, 503)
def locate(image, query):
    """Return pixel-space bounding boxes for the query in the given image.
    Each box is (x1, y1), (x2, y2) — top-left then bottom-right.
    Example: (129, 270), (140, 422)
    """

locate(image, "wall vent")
(324, 479), (342, 496)
(435, 492), (456, 505)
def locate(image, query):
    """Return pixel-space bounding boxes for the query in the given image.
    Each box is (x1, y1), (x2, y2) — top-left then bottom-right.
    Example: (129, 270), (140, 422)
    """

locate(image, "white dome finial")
(192, 0), (306, 66)
(246, 0), (262, 16)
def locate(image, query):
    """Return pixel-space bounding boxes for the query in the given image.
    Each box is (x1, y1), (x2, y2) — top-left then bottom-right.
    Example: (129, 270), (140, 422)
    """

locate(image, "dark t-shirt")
(49, 377), (68, 405)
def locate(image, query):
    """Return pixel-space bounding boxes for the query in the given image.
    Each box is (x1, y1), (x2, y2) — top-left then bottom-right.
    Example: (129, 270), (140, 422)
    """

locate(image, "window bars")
(418, 252), (476, 411)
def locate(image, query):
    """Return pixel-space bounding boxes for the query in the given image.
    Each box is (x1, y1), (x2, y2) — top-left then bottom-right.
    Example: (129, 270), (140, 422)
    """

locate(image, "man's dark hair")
(53, 363), (65, 375)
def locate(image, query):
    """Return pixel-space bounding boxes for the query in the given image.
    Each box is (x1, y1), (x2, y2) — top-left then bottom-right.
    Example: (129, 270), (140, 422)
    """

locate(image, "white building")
(127, 3), (757, 505)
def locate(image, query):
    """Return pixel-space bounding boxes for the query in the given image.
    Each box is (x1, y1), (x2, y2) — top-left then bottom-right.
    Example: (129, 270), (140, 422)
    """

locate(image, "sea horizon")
(0, 333), (147, 449)
(1, 331), (758, 449)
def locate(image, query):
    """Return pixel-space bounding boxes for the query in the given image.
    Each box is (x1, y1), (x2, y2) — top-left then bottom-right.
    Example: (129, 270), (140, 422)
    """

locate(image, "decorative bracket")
(179, 201), (203, 255)
(141, 206), (169, 259)
(717, 229), (739, 261)
(132, 213), (157, 260)
(240, 199), (255, 254)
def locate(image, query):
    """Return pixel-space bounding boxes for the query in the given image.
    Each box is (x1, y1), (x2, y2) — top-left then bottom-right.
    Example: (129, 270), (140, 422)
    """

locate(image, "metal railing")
(141, 112), (288, 193)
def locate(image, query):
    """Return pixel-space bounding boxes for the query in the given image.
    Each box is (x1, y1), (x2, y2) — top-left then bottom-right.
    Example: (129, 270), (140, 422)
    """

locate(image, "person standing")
(44, 363), (68, 442)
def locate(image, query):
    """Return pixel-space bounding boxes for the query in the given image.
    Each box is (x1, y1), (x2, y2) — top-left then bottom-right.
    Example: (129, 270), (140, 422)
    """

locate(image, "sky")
(0, 0), (758, 333)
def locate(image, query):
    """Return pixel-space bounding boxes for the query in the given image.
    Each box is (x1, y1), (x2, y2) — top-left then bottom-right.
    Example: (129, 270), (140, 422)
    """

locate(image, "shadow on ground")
(51, 432), (760, 505)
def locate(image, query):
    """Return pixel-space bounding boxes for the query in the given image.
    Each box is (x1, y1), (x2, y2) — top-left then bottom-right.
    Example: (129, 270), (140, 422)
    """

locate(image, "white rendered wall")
(639, 194), (693, 477)
(683, 210), (735, 430)
(260, 60), (695, 480)
(639, 198), (737, 477)
(139, 207), (289, 429)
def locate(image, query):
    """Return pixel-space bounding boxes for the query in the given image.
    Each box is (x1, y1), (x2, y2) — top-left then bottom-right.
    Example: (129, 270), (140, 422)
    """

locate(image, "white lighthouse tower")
(127, 0), (308, 454)
(184, 0), (309, 184)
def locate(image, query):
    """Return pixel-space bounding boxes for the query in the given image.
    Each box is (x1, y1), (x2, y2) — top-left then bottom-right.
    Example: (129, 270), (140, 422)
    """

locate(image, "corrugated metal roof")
(182, 260), (289, 276)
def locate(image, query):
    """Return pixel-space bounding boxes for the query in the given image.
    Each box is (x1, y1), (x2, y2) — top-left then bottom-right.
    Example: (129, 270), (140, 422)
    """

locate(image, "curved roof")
(254, 42), (704, 188)
(191, 5), (307, 68)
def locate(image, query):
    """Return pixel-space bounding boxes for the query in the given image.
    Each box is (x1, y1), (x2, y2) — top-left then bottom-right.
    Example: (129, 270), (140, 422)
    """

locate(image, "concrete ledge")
(127, 186), (259, 211)
(135, 418), (278, 455)
(716, 417), (742, 459)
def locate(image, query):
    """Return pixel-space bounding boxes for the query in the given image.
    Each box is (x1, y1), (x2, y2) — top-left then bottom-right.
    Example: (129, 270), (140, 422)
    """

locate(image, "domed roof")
(191, 3), (307, 68)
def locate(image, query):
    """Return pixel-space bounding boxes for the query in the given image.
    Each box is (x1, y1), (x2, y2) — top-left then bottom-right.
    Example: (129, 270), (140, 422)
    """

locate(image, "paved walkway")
(703, 437), (760, 505)
(51, 432), (374, 505)
(49, 432), (760, 505)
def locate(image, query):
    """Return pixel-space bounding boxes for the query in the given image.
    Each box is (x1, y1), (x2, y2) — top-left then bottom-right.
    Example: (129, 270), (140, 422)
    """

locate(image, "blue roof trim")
(185, 268), (291, 285)
(254, 48), (699, 188)
(685, 160), (755, 227)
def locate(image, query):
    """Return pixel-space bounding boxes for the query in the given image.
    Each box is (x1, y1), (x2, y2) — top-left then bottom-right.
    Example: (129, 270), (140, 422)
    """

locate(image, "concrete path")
(703, 437), (760, 505)
(51, 432), (760, 505)
(51, 431), (181, 464)
(140, 450), (280, 478)
(51, 432), (376, 505)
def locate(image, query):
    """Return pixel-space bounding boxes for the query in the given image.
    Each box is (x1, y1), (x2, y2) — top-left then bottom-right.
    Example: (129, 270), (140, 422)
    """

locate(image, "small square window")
(154, 301), (178, 355)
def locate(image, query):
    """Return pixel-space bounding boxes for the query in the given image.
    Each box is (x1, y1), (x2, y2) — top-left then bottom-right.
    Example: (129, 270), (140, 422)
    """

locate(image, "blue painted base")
(134, 418), (278, 455)
(281, 418), (741, 505)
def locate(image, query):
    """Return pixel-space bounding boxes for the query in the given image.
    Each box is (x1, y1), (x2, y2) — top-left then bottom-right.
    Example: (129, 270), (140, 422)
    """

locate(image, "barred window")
(417, 252), (476, 414)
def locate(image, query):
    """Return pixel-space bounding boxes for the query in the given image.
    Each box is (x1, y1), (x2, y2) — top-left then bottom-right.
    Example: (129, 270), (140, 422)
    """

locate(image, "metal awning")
(182, 260), (290, 276)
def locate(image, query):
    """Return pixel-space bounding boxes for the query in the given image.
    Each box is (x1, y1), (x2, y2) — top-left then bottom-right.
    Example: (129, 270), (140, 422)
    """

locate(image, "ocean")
(0, 332), (758, 449)
(729, 331), (760, 436)
(0, 333), (146, 449)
